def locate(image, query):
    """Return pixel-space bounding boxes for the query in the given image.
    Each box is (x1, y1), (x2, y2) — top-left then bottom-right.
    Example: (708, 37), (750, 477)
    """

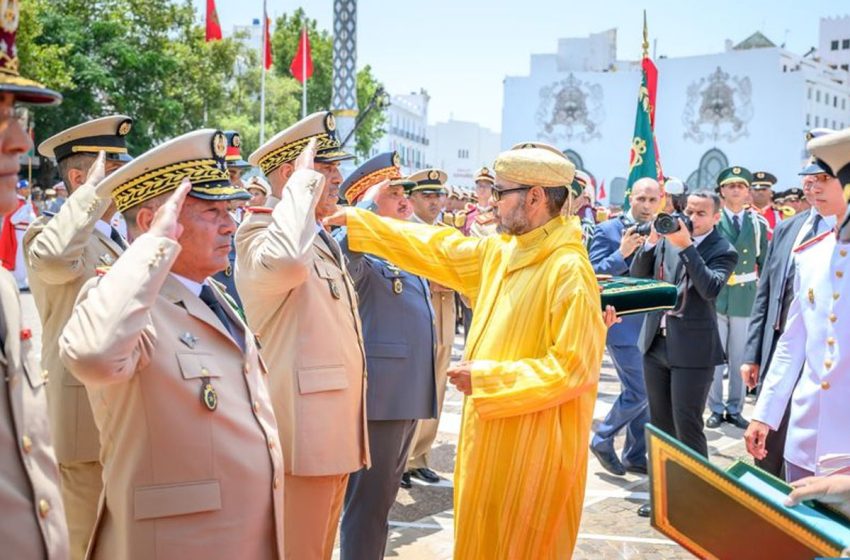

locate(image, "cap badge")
(1, 1), (19, 33)
(756, 172), (764, 179)
(428, 170), (439, 181)
(325, 113), (336, 132)
(232, 133), (241, 148)
(733, 167), (741, 175)
(118, 120), (132, 136)
(392, 152), (401, 168)
(212, 132), (228, 159)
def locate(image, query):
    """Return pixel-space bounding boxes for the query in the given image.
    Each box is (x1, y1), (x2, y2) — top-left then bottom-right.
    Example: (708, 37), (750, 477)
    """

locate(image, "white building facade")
(502, 19), (850, 205)
(371, 90), (430, 174)
(426, 119), (501, 187)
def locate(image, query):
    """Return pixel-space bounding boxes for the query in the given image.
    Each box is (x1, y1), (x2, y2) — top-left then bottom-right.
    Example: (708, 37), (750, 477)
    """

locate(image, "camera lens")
(654, 213), (679, 234)
(633, 222), (653, 236)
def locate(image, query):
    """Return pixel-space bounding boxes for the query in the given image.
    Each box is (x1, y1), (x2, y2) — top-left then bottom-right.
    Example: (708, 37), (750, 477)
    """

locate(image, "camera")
(632, 212), (693, 236)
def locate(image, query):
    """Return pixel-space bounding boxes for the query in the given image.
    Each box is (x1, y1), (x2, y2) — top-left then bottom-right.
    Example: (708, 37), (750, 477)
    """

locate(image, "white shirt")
(171, 273), (206, 297)
(791, 208), (833, 251)
(723, 207), (747, 224)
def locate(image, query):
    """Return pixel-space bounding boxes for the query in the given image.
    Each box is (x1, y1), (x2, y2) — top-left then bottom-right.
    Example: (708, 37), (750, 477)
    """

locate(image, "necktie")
(318, 229), (341, 266)
(110, 226), (128, 250)
(199, 285), (244, 351)
(801, 214), (823, 243)
(732, 215), (741, 235)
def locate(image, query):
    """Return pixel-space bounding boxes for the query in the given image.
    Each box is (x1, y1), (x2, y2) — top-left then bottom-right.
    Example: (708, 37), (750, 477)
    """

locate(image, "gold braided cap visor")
(257, 133), (353, 175)
(344, 167), (403, 204)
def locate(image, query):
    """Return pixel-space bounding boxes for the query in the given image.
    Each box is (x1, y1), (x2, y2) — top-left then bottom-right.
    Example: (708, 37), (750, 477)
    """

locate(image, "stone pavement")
(19, 293), (752, 559)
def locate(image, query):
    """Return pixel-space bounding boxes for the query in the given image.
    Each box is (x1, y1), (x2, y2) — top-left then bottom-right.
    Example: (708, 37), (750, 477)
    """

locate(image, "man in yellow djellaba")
(325, 142), (607, 559)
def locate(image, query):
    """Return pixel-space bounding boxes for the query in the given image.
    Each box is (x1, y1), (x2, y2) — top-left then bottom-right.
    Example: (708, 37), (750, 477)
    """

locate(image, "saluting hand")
(322, 207), (348, 228)
(294, 137), (317, 173)
(148, 179), (191, 241)
(84, 151), (109, 199)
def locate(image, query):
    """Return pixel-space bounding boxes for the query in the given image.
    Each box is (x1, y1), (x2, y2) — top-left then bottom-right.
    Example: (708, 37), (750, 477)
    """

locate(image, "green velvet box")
(597, 276), (678, 316)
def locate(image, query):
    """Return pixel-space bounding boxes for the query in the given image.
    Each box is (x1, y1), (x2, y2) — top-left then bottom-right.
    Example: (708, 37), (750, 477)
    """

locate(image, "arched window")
(687, 148), (729, 190)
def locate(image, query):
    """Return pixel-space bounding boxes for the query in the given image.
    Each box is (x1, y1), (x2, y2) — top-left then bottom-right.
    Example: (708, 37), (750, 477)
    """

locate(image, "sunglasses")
(491, 184), (531, 202)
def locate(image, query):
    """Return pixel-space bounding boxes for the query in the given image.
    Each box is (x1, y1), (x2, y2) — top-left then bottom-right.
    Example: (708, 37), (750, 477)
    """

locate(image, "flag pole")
(301, 26), (307, 118)
(260, 0), (268, 144)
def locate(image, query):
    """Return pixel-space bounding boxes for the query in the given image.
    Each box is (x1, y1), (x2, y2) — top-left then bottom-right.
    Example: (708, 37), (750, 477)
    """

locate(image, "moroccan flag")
(205, 0), (222, 42)
(290, 27), (313, 83)
(263, 16), (273, 70)
(624, 56), (663, 211)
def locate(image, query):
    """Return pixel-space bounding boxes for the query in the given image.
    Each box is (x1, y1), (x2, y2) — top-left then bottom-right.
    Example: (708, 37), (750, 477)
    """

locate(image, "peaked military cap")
(716, 166), (754, 188)
(245, 175), (271, 196)
(783, 187), (805, 200)
(0, 2), (62, 105)
(339, 151), (413, 204)
(249, 111), (353, 176)
(99, 129), (251, 213)
(570, 169), (591, 198)
(495, 142), (575, 188)
(808, 127), (850, 189)
(474, 166), (495, 184)
(750, 171), (777, 189)
(408, 168), (448, 194)
(799, 158), (827, 176)
(224, 131), (251, 169)
(39, 115), (133, 163)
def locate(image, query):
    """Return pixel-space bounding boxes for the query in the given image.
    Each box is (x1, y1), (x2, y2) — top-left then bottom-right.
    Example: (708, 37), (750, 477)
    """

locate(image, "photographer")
(630, 191), (737, 516)
(588, 177), (662, 475)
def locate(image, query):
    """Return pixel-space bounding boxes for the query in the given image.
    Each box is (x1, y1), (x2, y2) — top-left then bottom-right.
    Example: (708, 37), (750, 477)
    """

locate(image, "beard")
(496, 198), (530, 235)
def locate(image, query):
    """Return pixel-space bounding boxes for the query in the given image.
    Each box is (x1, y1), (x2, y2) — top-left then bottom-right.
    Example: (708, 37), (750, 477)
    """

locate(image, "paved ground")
(20, 293), (753, 559)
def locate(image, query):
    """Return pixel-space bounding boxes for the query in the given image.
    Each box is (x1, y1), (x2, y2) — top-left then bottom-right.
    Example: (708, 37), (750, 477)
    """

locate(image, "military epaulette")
(476, 211), (495, 225)
(246, 206), (273, 214)
(95, 265), (111, 277)
(453, 210), (468, 229)
(441, 211), (455, 226)
(207, 278), (247, 321)
(794, 230), (832, 253)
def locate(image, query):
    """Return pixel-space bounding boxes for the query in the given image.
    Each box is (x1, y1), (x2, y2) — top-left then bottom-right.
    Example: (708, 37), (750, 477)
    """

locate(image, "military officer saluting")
(58, 130), (284, 559)
(236, 112), (369, 560)
(708, 166), (769, 430)
(25, 115), (133, 559)
(746, 128), (850, 482)
(335, 152), (438, 560)
(0, 8), (69, 557)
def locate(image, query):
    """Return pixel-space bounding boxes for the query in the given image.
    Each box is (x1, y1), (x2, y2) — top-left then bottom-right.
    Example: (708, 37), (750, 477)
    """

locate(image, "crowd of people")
(2, 4), (850, 560)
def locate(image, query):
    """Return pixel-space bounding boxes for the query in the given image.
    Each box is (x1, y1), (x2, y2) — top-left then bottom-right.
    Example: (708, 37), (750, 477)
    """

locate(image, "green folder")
(598, 276), (678, 316)
(646, 424), (850, 558)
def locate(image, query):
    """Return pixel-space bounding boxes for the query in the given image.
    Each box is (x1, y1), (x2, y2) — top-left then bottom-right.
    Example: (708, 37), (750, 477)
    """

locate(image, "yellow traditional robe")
(347, 210), (606, 559)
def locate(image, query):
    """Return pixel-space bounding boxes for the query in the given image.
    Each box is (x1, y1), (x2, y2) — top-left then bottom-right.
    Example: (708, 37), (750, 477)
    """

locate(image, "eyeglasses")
(491, 184), (531, 202)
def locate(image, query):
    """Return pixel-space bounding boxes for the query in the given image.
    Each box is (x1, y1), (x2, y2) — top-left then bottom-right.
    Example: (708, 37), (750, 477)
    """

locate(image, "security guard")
(236, 113), (369, 560)
(26, 115), (132, 560)
(0, 6), (69, 557)
(58, 129), (283, 559)
(747, 126), (850, 482)
(335, 152), (437, 560)
(709, 166), (768, 430)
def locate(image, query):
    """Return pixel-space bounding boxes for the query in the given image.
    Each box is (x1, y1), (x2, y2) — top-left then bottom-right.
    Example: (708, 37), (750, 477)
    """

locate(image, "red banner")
(205, 0), (222, 42)
(290, 27), (313, 83)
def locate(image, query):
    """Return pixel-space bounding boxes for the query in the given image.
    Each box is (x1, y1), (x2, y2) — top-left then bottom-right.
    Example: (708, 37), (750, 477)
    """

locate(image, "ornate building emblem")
(682, 66), (753, 144)
(536, 74), (604, 144)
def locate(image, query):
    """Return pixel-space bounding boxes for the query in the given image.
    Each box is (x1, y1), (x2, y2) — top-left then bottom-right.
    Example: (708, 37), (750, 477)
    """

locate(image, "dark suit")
(742, 210), (820, 475)
(336, 227), (437, 560)
(630, 228), (738, 457)
(588, 216), (649, 466)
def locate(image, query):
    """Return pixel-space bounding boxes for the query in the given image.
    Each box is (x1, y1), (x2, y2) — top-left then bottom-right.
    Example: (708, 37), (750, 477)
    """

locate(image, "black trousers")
(643, 334), (715, 458)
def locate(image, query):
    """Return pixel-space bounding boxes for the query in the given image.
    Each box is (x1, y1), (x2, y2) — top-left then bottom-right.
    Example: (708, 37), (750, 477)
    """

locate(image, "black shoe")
(400, 472), (412, 489)
(725, 413), (750, 430)
(706, 412), (724, 429)
(410, 467), (441, 484)
(590, 445), (626, 476)
(623, 462), (648, 475)
(637, 503), (652, 518)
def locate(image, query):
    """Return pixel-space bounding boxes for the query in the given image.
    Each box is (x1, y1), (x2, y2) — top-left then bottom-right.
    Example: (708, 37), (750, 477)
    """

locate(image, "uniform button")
(21, 435), (32, 454)
(742, 260), (749, 265)
(273, 477), (280, 490)
(821, 381), (831, 390)
(201, 367), (210, 376)
(825, 359), (833, 369)
(743, 249), (748, 254)
(835, 293), (841, 301)
(837, 271), (845, 279)
(268, 438), (275, 450)
(38, 499), (50, 518)
(41, 369), (49, 381)
(830, 313), (838, 323)
(841, 249), (848, 257)
(828, 336), (836, 346)
(253, 401), (260, 413)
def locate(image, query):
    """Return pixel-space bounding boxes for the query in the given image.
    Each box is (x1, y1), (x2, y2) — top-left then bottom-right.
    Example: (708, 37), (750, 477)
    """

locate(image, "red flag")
(205, 0), (222, 42)
(598, 179), (606, 201)
(290, 27), (313, 83)
(263, 16), (273, 70)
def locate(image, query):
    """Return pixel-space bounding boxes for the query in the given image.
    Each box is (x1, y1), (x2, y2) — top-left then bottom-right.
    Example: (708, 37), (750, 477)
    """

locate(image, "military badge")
(179, 331), (199, 349)
(201, 379), (218, 411)
(232, 133), (241, 148)
(733, 167), (741, 175)
(212, 131), (228, 158)
(329, 280), (341, 299)
(326, 113), (336, 131)
(118, 119), (132, 136)
(392, 152), (401, 168)
(808, 288), (815, 304)
(393, 278), (403, 295)
(428, 170), (439, 181)
(99, 253), (115, 265)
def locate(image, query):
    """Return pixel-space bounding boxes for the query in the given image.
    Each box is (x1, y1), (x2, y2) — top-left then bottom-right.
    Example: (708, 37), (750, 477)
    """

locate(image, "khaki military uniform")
(58, 234), (284, 560)
(24, 178), (122, 559)
(235, 170), (369, 560)
(467, 206), (499, 238)
(0, 268), (69, 559)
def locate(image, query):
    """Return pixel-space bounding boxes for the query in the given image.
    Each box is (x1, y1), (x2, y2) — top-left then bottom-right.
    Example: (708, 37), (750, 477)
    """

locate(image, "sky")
(195, 0), (849, 131)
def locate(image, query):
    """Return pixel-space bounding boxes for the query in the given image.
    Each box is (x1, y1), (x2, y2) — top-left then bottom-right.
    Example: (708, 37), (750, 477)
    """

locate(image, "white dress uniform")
(753, 229), (850, 474)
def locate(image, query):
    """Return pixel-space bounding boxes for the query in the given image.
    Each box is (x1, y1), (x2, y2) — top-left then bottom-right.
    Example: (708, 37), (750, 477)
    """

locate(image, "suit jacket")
(24, 181), (123, 465)
(336, 228), (438, 421)
(235, 169), (369, 477)
(58, 234), (284, 560)
(630, 228), (738, 368)
(715, 210), (769, 317)
(753, 231), (850, 472)
(0, 268), (69, 559)
(588, 216), (644, 346)
(742, 211), (809, 372)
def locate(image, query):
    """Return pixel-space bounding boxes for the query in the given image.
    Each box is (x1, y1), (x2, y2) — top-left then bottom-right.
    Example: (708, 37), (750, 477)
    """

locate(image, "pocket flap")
(365, 342), (409, 359)
(313, 260), (337, 279)
(134, 480), (221, 520)
(23, 351), (46, 389)
(297, 366), (349, 394)
(379, 267), (403, 279)
(176, 353), (221, 379)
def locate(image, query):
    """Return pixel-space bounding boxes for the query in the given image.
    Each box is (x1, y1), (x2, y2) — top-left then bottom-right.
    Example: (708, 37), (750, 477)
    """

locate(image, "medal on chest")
(201, 377), (218, 411)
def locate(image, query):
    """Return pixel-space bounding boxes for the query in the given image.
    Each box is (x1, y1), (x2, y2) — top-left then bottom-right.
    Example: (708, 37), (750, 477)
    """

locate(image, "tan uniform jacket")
(235, 169), (369, 476)
(0, 268), (69, 559)
(24, 181), (122, 464)
(59, 234), (284, 560)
